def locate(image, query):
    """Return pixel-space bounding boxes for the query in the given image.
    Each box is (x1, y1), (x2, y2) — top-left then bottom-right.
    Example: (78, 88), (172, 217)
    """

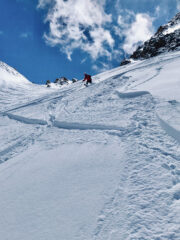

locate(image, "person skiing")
(83, 73), (92, 86)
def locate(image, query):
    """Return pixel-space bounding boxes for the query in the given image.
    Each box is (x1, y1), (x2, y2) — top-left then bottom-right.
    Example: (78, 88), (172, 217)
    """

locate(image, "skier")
(83, 73), (92, 86)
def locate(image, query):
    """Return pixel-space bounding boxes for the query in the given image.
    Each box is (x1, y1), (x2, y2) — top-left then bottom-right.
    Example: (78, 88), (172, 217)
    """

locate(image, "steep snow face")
(0, 61), (30, 88)
(119, 52), (180, 101)
(162, 12), (180, 35)
(0, 51), (180, 240)
(164, 23), (180, 34)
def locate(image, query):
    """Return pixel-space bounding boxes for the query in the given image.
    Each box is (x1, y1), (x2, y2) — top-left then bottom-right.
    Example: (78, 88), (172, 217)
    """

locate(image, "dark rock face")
(131, 30), (180, 60)
(120, 59), (131, 66)
(46, 80), (51, 88)
(120, 12), (180, 65)
(54, 77), (69, 85)
(130, 12), (180, 60)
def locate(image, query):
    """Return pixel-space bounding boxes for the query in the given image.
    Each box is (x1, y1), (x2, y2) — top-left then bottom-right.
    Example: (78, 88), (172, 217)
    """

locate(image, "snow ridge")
(0, 60), (30, 88)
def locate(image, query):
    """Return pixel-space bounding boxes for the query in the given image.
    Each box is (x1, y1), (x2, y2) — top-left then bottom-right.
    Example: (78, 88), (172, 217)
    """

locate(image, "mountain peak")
(0, 61), (30, 88)
(155, 12), (180, 36)
(121, 12), (180, 65)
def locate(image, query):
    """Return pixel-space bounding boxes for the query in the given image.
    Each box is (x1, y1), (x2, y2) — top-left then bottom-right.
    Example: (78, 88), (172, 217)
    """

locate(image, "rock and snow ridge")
(0, 50), (180, 238)
(121, 12), (180, 65)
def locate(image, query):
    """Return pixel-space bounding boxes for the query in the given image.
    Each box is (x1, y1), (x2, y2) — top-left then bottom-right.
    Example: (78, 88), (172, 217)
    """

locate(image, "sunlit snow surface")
(0, 51), (180, 240)
(163, 23), (180, 34)
(0, 61), (30, 88)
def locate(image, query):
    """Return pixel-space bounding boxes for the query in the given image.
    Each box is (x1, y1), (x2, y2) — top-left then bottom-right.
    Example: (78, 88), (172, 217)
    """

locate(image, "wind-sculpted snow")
(6, 113), (47, 125)
(157, 114), (180, 144)
(53, 121), (125, 131)
(0, 51), (180, 240)
(115, 90), (150, 99)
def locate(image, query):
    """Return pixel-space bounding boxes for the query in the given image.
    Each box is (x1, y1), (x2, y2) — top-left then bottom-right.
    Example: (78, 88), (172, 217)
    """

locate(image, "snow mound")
(0, 61), (30, 89)
(115, 90), (149, 99)
(53, 120), (124, 131)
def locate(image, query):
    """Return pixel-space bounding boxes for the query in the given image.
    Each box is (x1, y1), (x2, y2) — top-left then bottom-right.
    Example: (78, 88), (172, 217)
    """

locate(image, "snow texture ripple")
(0, 51), (180, 240)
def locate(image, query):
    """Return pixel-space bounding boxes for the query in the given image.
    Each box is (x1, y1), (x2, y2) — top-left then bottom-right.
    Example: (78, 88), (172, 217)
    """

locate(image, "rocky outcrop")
(54, 77), (69, 85)
(120, 12), (180, 65)
(120, 59), (131, 66)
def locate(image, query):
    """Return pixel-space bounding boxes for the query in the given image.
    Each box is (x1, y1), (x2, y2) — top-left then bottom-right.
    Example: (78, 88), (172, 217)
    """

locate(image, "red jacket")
(83, 74), (92, 83)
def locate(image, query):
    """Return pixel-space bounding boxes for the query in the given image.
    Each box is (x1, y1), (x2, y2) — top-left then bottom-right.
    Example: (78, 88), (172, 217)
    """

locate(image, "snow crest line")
(156, 113), (180, 144)
(115, 83), (180, 144)
(53, 121), (124, 131)
(6, 113), (47, 125)
(115, 90), (150, 99)
(4, 112), (125, 132)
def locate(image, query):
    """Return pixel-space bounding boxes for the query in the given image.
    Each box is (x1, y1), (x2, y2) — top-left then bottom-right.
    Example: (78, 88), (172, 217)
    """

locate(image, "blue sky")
(0, 0), (179, 84)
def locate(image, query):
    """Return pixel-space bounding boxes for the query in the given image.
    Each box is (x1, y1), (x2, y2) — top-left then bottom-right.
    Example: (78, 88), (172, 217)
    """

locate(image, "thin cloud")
(38, 0), (52, 8)
(155, 6), (160, 16)
(113, 10), (154, 55)
(92, 61), (111, 73)
(81, 58), (87, 64)
(38, 0), (114, 60)
(122, 13), (154, 54)
(0, 31), (3, 35)
(38, 0), (170, 68)
(177, 0), (180, 10)
(20, 32), (31, 39)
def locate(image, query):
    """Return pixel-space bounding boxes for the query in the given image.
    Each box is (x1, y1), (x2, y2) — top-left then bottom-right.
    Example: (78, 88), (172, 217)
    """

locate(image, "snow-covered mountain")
(121, 12), (180, 65)
(0, 61), (30, 88)
(0, 42), (180, 239)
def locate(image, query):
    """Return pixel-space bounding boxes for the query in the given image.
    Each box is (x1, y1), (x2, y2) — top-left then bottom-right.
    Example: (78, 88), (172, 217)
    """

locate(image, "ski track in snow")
(0, 116), (45, 163)
(0, 51), (180, 239)
(92, 93), (180, 240)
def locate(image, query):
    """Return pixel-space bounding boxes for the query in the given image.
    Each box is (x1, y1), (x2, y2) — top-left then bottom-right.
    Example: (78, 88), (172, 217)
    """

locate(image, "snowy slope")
(0, 52), (180, 240)
(0, 61), (31, 88)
